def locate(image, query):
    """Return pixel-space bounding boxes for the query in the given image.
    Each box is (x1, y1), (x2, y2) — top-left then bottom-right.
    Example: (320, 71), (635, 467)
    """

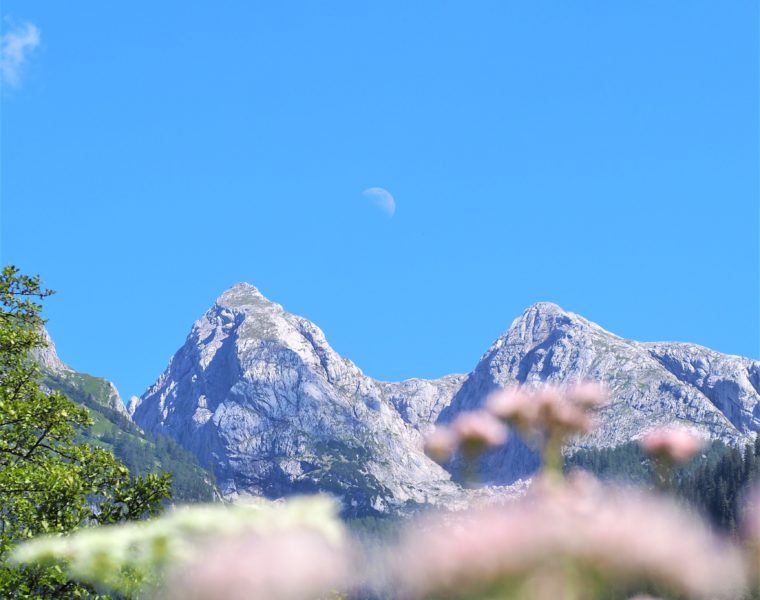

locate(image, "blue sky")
(1, 2), (758, 400)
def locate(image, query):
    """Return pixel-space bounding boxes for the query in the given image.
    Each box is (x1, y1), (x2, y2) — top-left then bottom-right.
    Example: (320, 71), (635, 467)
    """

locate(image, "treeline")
(567, 437), (760, 533)
(43, 372), (217, 503)
(101, 428), (217, 503)
(677, 438), (760, 532)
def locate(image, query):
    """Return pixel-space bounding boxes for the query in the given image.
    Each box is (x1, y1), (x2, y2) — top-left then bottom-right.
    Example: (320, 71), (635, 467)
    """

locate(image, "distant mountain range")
(114, 283), (760, 515)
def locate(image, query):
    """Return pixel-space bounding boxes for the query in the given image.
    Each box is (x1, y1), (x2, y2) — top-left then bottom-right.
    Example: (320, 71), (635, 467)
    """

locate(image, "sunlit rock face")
(33, 328), (71, 375)
(34, 327), (130, 418)
(132, 287), (760, 512)
(131, 284), (462, 516)
(440, 302), (759, 484)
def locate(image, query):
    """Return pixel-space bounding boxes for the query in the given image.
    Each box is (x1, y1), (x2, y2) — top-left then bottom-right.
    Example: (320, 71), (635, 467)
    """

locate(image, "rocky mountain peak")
(522, 300), (567, 316)
(199, 283), (350, 385)
(32, 328), (72, 375)
(479, 302), (622, 374)
(131, 289), (760, 513)
(472, 302), (589, 381)
(505, 302), (595, 341)
(132, 286), (463, 515)
(33, 328), (129, 418)
(215, 282), (278, 311)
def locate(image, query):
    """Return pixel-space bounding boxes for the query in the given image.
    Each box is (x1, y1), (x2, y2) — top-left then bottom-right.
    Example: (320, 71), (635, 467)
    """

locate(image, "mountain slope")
(131, 287), (760, 511)
(131, 284), (460, 515)
(35, 330), (218, 503)
(35, 329), (129, 417)
(439, 302), (757, 484)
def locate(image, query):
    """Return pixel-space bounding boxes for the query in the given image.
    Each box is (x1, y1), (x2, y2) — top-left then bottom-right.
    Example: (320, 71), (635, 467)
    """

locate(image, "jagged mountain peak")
(507, 301), (602, 336)
(438, 301), (759, 486)
(201, 283), (349, 383)
(33, 328), (129, 418)
(131, 287), (760, 513)
(215, 282), (279, 311)
(481, 302), (601, 368)
(132, 287), (461, 515)
(521, 300), (567, 316)
(33, 327), (72, 375)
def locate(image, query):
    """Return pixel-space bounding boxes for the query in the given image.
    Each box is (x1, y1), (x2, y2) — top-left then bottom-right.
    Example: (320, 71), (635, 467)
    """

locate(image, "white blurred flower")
(12, 495), (346, 596)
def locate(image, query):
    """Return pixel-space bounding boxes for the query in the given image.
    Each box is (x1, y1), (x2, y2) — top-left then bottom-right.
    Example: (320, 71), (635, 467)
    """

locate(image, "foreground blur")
(13, 383), (760, 599)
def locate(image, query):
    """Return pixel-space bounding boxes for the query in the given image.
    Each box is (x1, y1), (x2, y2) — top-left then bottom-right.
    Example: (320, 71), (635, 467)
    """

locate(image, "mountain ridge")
(130, 283), (760, 513)
(131, 282), (464, 515)
(34, 328), (130, 418)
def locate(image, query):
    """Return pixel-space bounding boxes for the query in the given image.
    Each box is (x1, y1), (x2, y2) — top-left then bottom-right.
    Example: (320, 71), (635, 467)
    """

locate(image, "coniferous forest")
(568, 438), (760, 533)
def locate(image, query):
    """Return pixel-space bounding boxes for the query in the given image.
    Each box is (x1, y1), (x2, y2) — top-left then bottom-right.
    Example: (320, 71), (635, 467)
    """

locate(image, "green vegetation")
(42, 371), (217, 504)
(677, 437), (760, 532)
(0, 265), (172, 597)
(567, 437), (760, 533)
(565, 441), (654, 483)
(312, 440), (388, 516)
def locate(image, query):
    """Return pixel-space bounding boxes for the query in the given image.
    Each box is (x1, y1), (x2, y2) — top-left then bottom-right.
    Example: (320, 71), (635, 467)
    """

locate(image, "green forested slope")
(567, 438), (760, 532)
(42, 370), (218, 503)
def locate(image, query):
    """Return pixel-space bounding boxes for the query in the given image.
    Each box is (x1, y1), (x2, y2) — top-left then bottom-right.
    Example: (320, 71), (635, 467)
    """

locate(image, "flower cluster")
(11, 495), (349, 598)
(486, 382), (607, 440)
(639, 424), (705, 465)
(424, 411), (508, 462)
(386, 473), (747, 600)
(425, 382), (608, 475)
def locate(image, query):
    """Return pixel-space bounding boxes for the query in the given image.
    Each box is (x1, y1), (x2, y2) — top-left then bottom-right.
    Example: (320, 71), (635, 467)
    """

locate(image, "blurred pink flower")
(451, 410), (509, 451)
(423, 411), (508, 462)
(387, 476), (747, 600)
(166, 529), (352, 600)
(486, 383), (604, 441)
(640, 424), (705, 464)
(486, 387), (538, 434)
(566, 381), (608, 409)
(423, 427), (458, 463)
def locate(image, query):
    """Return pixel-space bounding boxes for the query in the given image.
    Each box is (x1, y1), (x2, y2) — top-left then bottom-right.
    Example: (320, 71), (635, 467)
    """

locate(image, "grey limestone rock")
(132, 284), (460, 515)
(131, 289), (760, 511)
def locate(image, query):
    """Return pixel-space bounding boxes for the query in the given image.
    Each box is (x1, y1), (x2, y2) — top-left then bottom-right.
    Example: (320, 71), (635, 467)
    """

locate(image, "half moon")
(362, 187), (396, 217)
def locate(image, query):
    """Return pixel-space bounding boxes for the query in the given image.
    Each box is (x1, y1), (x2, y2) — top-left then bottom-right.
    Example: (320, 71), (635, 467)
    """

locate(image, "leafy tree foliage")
(0, 266), (172, 598)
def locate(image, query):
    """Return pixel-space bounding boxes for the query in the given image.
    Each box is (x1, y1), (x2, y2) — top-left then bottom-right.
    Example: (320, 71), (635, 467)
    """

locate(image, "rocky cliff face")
(33, 328), (71, 374)
(131, 288), (760, 512)
(34, 328), (129, 418)
(440, 302), (758, 484)
(643, 342), (760, 434)
(131, 284), (461, 515)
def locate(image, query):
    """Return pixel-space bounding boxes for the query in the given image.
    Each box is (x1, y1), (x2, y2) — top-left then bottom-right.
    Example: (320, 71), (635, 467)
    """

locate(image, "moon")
(362, 187), (396, 217)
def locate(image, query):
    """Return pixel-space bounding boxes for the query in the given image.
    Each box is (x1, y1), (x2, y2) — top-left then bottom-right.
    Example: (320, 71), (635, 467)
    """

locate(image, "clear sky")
(1, 2), (758, 401)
